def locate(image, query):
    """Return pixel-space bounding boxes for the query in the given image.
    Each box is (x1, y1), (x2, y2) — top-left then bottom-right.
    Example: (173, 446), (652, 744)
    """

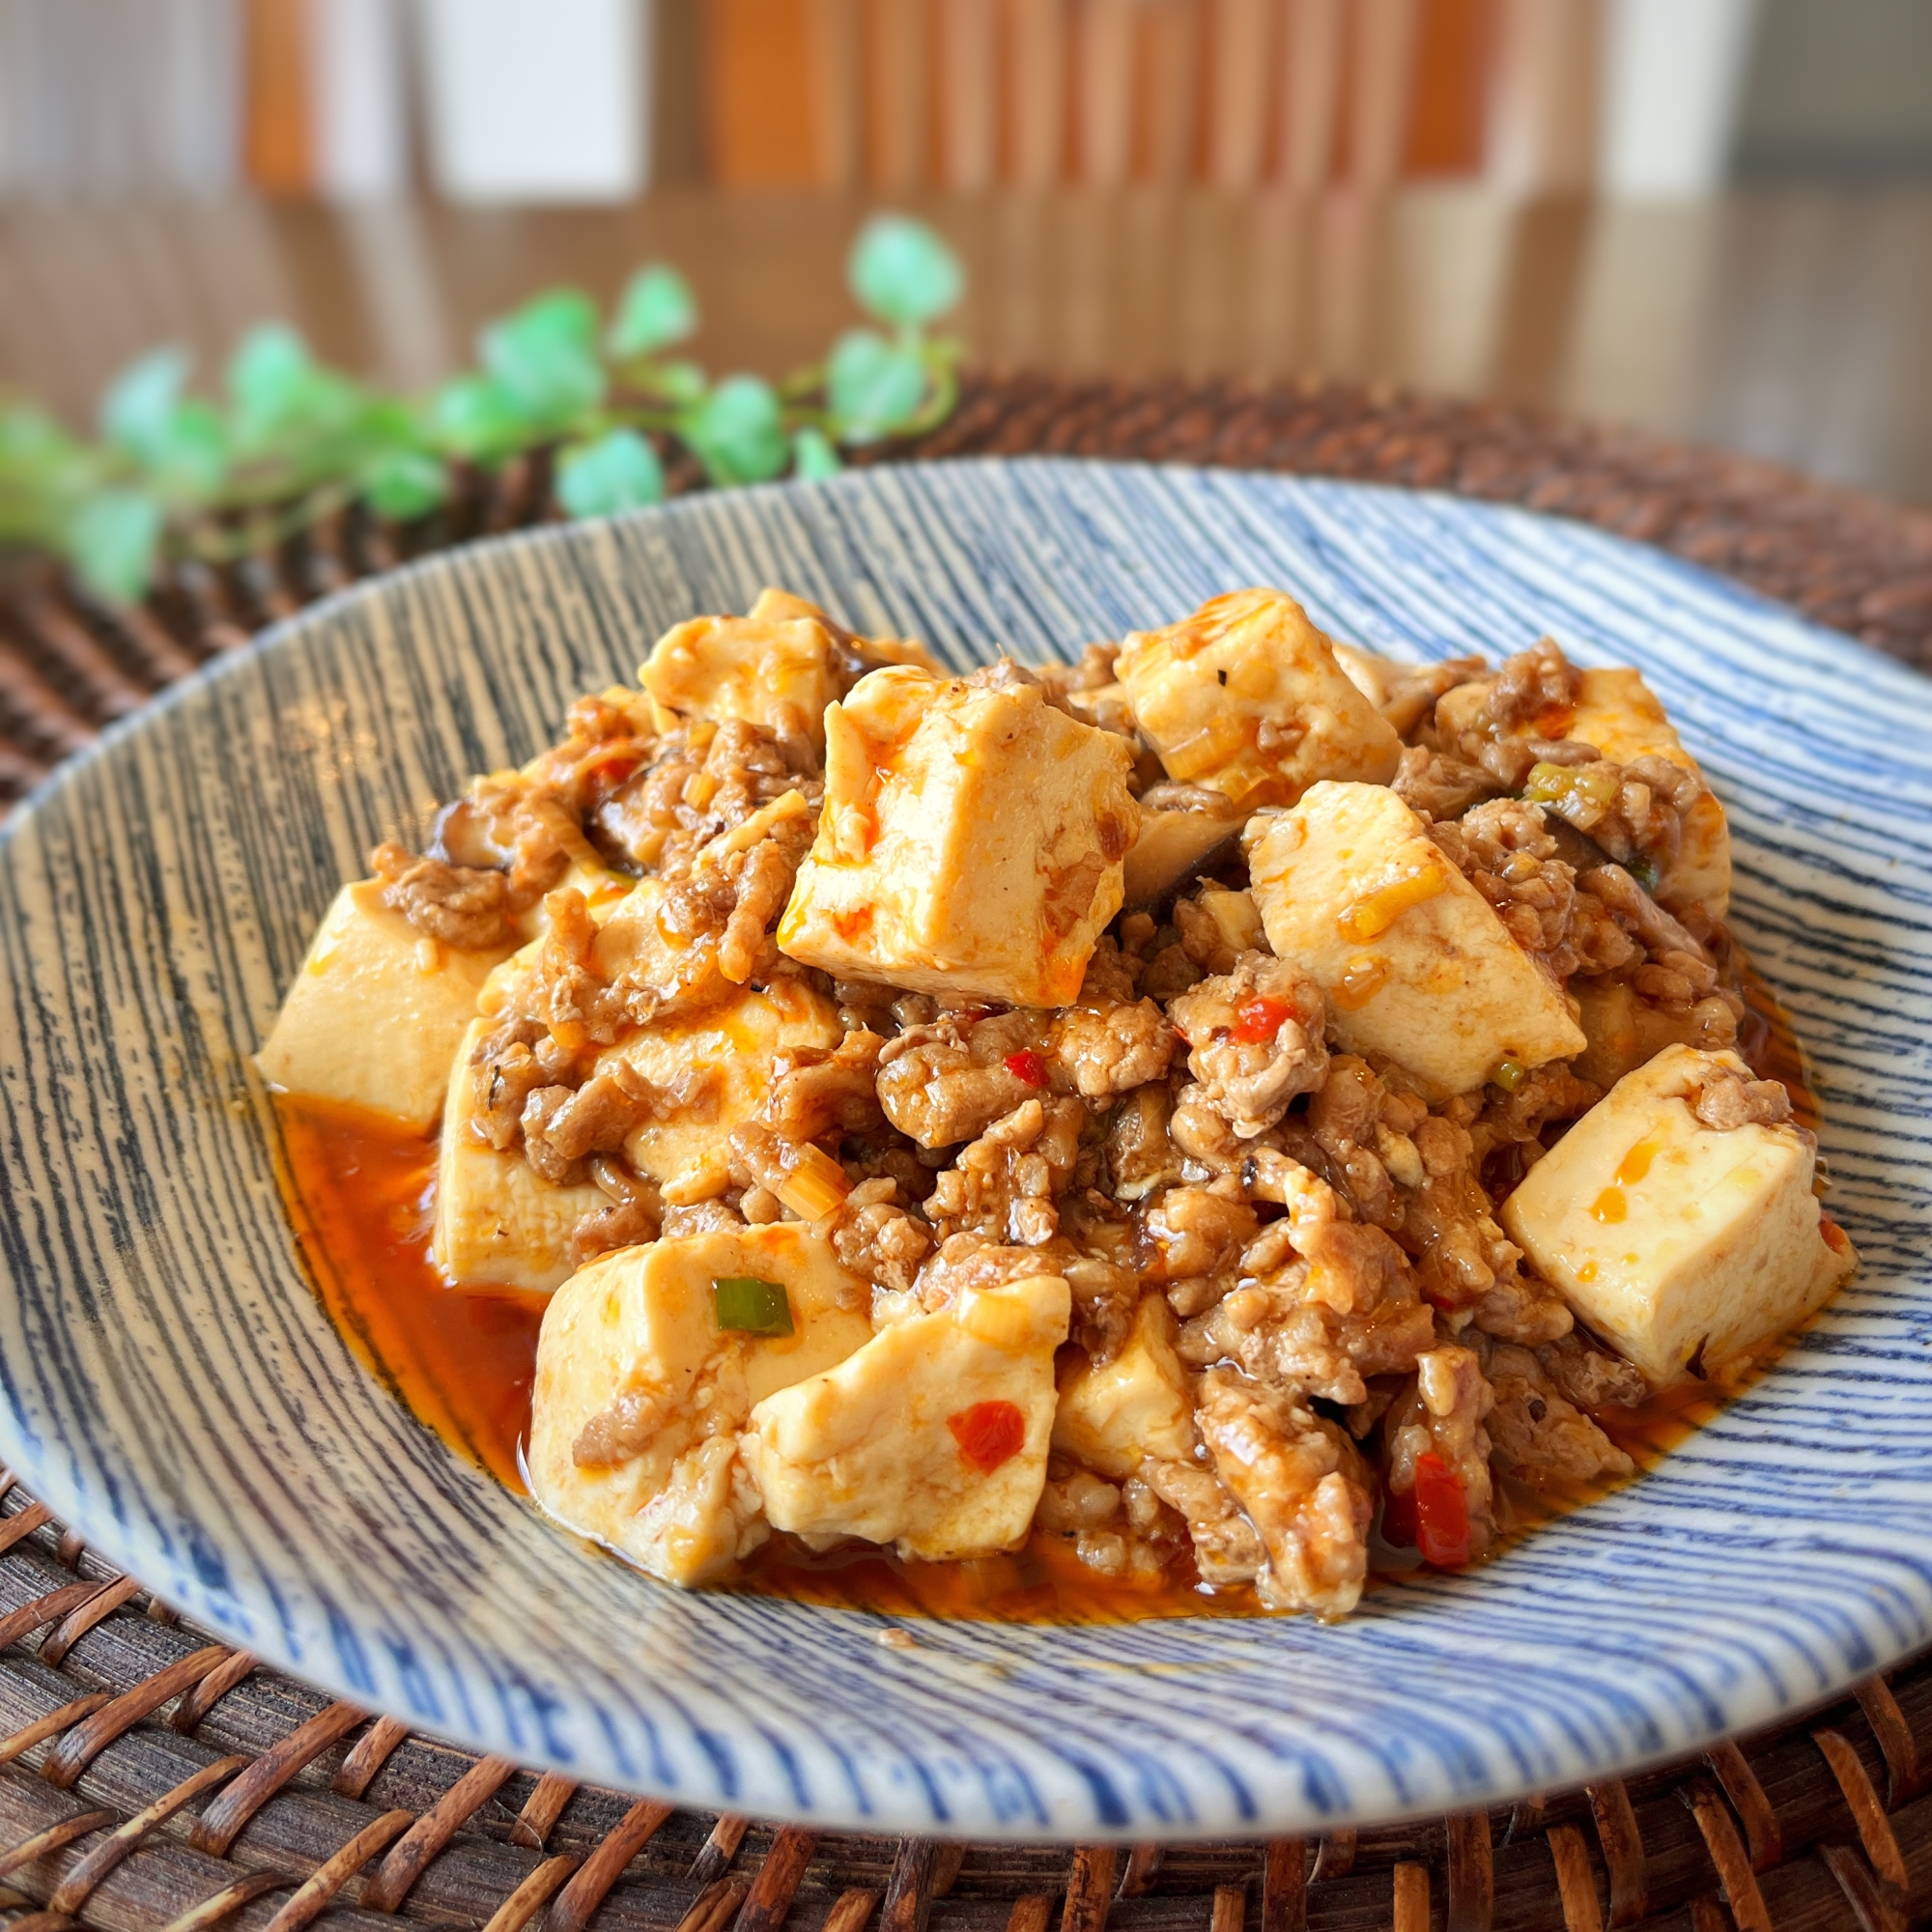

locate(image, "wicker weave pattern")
(0, 1479), (1924, 1932)
(0, 376), (1928, 1926)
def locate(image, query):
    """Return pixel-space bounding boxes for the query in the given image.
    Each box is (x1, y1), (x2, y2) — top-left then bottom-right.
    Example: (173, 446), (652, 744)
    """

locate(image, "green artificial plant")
(0, 213), (966, 605)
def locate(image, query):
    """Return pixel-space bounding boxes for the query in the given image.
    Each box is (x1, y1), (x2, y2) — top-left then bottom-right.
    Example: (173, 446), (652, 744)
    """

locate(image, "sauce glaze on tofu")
(263, 586), (1854, 1621)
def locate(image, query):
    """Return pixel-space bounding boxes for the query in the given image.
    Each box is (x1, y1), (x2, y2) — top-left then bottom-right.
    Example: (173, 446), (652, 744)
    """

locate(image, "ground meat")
(1290, 1054), (1427, 1230)
(1036, 1463), (1179, 1579)
(1529, 753), (1706, 891)
(370, 841), (522, 952)
(1386, 1100), (1534, 1316)
(1078, 937), (1141, 1004)
(818, 1176), (932, 1294)
(875, 1009), (1051, 1148)
(1478, 1339), (1634, 1484)
(571, 1157), (663, 1266)
(591, 717), (815, 876)
(1582, 862), (1709, 963)
(1536, 1329), (1651, 1409)
(1168, 954), (1328, 1138)
(1194, 1368), (1372, 1617)
(1141, 942), (1204, 1001)
(1475, 1061), (1601, 1151)
(1392, 746), (1500, 822)
(572, 1387), (668, 1468)
(1686, 1060), (1793, 1131)
(923, 1097), (1085, 1247)
(1466, 1273), (1575, 1345)
(763, 1029), (887, 1140)
(1106, 1084), (1186, 1202)
(659, 1197), (747, 1238)
(1050, 1000), (1177, 1100)
(1179, 1220), (1433, 1405)
(1144, 1454), (1267, 1589)
(467, 1017), (572, 1151)
(1385, 1345), (1497, 1558)
(1436, 639), (1594, 789)
(1431, 798), (1590, 976)
(1137, 1182), (1258, 1316)
(522, 1065), (653, 1184)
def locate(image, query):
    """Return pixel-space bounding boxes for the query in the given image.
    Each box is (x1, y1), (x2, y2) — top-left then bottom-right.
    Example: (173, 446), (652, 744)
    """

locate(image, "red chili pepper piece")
(1232, 995), (1293, 1043)
(948, 1400), (1026, 1474)
(1004, 1049), (1049, 1088)
(1411, 1451), (1472, 1568)
(1380, 1482), (1417, 1549)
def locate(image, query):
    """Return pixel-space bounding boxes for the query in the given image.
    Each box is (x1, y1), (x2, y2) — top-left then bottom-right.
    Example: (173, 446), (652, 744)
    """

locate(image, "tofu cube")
(433, 1017), (607, 1292)
(595, 978), (843, 1196)
(1501, 1045), (1855, 1385)
(741, 1272), (1071, 1561)
(1115, 590), (1401, 809)
(258, 881), (510, 1132)
(1245, 781), (1586, 1098)
(1052, 1293), (1196, 1480)
(777, 666), (1140, 1007)
(1436, 665), (1730, 915)
(527, 1225), (872, 1584)
(640, 606), (841, 751)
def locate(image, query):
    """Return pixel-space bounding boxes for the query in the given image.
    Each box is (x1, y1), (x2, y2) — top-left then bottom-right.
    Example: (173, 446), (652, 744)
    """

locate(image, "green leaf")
(360, 447), (448, 521)
(826, 328), (927, 442)
(228, 325), (312, 430)
(479, 289), (606, 429)
(791, 427), (841, 480)
(849, 215), (963, 329)
(430, 374), (532, 464)
(99, 348), (228, 492)
(100, 348), (191, 463)
(680, 375), (787, 486)
(641, 358), (709, 406)
(555, 428), (665, 518)
(67, 489), (164, 602)
(609, 265), (698, 359)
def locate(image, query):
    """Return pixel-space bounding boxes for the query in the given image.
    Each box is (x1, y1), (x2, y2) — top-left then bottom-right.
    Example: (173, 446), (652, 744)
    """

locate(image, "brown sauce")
(272, 954), (1823, 1624)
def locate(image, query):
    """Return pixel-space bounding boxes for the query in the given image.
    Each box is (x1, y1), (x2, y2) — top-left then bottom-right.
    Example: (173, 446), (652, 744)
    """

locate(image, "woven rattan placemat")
(0, 373), (1925, 1932)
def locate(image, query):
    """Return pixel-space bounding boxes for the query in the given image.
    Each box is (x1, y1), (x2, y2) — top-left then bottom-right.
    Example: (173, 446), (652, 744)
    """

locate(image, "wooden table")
(3, 184), (1930, 506)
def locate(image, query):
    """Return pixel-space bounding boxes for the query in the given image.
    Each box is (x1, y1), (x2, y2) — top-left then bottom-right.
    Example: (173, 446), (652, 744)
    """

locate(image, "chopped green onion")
(1491, 1057), (1529, 1094)
(1628, 853), (1660, 894)
(1521, 762), (1572, 805)
(712, 1275), (794, 1336)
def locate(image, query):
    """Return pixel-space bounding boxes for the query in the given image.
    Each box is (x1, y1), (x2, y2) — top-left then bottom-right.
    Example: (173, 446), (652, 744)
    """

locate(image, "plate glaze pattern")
(0, 460), (1926, 1841)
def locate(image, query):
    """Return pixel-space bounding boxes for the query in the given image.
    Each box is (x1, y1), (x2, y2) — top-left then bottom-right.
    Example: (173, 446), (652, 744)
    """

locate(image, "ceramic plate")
(0, 459), (1927, 1841)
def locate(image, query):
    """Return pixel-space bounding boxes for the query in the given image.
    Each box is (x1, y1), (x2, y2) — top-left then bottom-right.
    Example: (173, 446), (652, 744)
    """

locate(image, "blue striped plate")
(0, 459), (1926, 1841)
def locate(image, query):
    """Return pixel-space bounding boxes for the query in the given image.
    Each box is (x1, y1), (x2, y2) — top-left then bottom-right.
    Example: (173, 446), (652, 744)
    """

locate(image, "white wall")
(1599, 0), (1761, 199)
(415, 0), (650, 203)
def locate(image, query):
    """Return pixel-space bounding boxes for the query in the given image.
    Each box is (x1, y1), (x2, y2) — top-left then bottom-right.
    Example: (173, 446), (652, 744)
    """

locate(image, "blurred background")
(2, 0), (1930, 500)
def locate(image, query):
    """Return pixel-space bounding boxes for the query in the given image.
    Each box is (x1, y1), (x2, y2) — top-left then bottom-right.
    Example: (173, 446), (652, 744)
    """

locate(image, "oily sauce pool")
(273, 961), (1819, 1624)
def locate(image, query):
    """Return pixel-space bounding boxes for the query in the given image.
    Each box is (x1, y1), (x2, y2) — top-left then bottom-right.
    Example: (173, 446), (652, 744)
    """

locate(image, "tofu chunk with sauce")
(1501, 1045), (1855, 1385)
(1437, 666), (1731, 916)
(1245, 781), (1585, 1098)
(777, 665), (1139, 1007)
(1115, 590), (1401, 810)
(258, 881), (511, 1132)
(595, 977), (843, 1197)
(527, 1226), (873, 1585)
(433, 1017), (607, 1292)
(1052, 1293), (1195, 1481)
(639, 605), (842, 752)
(741, 1272), (1071, 1561)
